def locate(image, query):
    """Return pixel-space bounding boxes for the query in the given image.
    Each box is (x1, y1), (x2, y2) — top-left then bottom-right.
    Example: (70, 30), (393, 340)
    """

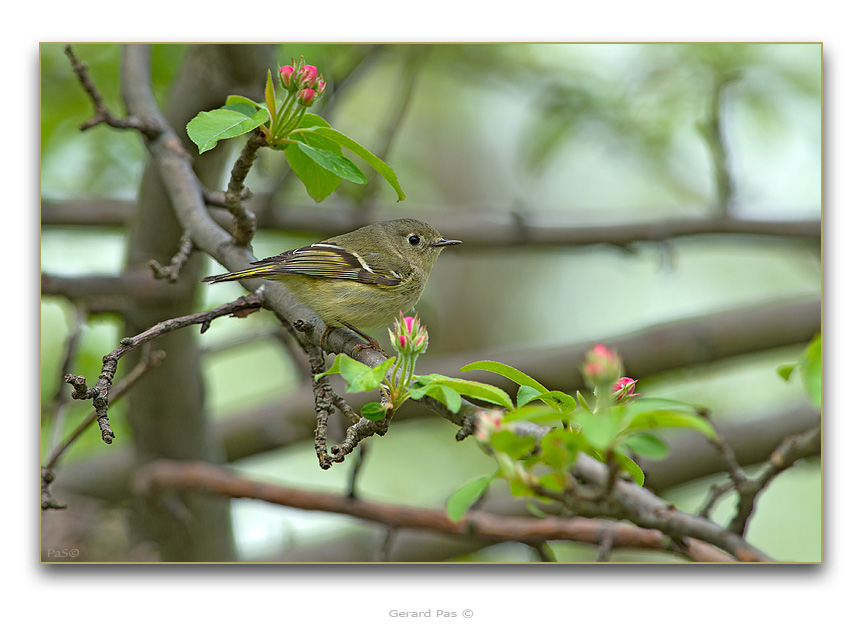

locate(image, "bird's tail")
(201, 263), (281, 284)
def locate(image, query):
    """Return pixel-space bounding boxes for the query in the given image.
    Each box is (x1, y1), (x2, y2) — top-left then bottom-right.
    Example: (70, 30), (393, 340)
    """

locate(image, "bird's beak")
(431, 238), (462, 247)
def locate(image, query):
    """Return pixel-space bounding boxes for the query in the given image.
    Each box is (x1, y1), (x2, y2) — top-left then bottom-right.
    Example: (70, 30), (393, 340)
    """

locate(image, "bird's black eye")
(408, 234), (421, 246)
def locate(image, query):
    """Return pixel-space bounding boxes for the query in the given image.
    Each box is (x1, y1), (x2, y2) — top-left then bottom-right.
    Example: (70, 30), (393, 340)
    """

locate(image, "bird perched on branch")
(202, 218), (461, 345)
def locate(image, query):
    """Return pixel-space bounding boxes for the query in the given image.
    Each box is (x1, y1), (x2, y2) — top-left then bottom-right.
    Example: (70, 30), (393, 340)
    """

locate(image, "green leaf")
(776, 362), (796, 381)
(225, 94), (264, 111)
(284, 115), (342, 201)
(300, 126), (406, 201)
(186, 107), (269, 153)
(624, 409), (716, 440)
(446, 474), (496, 521)
(508, 477), (535, 498)
(415, 374), (514, 410)
(490, 430), (536, 460)
(316, 354), (394, 393)
(295, 142), (368, 185)
(361, 401), (388, 422)
(222, 101), (263, 118)
(531, 391), (577, 412)
(540, 429), (580, 472)
(576, 410), (620, 451)
(622, 432), (669, 459)
(524, 500), (549, 518)
(409, 382), (462, 413)
(516, 385), (543, 407)
(264, 69), (277, 122)
(501, 405), (566, 426)
(461, 360), (549, 394)
(612, 450), (645, 486)
(538, 472), (568, 493)
(576, 390), (593, 412)
(798, 334), (822, 409)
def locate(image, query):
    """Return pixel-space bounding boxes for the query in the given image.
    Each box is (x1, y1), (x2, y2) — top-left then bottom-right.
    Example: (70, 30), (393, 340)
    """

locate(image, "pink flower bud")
(583, 343), (623, 386)
(476, 410), (503, 442)
(297, 88), (317, 107)
(399, 335), (408, 349)
(280, 65), (295, 89)
(298, 65), (318, 89)
(403, 316), (415, 334)
(612, 377), (640, 403)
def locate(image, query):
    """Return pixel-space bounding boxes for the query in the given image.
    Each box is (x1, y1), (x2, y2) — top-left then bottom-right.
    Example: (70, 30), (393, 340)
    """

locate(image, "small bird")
(201, 218), (461, 344)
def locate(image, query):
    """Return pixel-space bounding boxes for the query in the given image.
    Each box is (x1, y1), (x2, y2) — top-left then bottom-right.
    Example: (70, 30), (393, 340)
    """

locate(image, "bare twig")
(148, 229), (195, 283)
(41, 467), (67, 511)
(699, 72), (741, 215)
(46, 348), (166, 470)
(43, 347), (166, 510)
(48, 302), (87, 450)
(63, 292), (264, 444)
(703, 423), (821, 536)
(357, 46), (426, 213)
(65, 44), (161, 138)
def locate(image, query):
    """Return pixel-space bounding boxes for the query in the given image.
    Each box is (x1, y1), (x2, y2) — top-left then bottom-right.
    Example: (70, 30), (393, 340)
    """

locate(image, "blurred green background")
(40, 43), (821, 562)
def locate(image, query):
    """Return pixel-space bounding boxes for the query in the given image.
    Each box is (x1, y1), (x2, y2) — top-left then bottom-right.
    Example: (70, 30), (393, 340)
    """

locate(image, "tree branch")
(42, 198), (821, 247)
(148, 229), (195, 283)
(63, 292), (264, 444)
(133, 459), (737, 562)
(224, 132), (266, 246)
(703, 423), (822, 535)
(65, 44), (161, 138)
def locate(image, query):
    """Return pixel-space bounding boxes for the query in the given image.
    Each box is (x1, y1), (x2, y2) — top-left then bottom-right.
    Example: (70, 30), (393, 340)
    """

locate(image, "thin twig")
(699, 72), (741, 215)
(727, 424), (821, 536)
(45, 348), (166, 470)
(532, 542), (558, 562)
(65, 44), (160, 138)
(48, 301), (87, 450)
(63, 292), (264, 444)
(148, 229), (195, 283)
(357, 46), (426, 212)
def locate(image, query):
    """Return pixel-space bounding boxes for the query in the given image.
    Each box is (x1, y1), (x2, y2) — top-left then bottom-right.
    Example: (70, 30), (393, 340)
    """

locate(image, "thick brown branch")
(133, 459), (735, 562)
(42, 198), (821, 247)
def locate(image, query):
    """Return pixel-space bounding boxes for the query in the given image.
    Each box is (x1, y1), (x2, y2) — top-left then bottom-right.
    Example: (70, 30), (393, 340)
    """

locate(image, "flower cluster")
(389, 313), (429, 356)
(279, 58), (326, 108)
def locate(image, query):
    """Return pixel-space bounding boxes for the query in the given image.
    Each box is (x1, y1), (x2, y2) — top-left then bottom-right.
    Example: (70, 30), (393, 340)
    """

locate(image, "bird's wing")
(252, 242), (406, 286)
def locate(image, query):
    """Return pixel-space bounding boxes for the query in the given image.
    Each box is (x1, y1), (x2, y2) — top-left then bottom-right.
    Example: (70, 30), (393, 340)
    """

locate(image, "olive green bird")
(201, 218), (461, 342)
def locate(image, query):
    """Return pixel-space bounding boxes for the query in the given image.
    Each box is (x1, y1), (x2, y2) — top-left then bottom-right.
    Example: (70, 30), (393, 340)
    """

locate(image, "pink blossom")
(297, 88), (317, 107)
(583, 343), (623, 386)
(613, 377), (640, 403)
(280, 65), (295, 89)
(298, 65), (318, 89)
